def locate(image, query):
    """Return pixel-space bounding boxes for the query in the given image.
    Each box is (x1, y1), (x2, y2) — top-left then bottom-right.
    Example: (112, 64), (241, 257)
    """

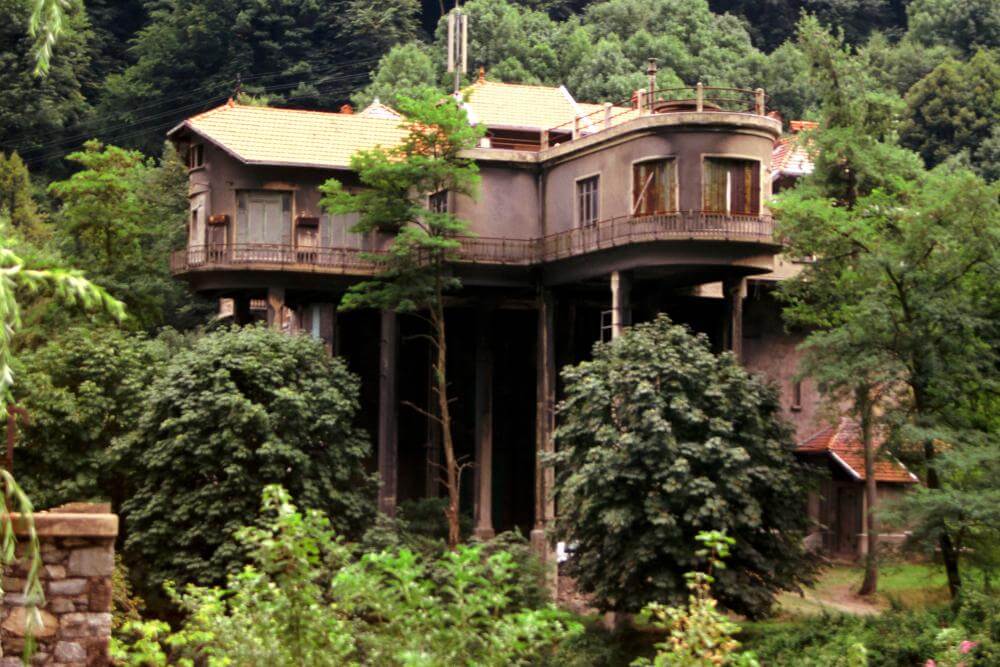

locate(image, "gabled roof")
(359, 99), (403, 119)
(797, 418), (919, 484)
(462, 80), (583, 130)
(772, 120), (816, 179)
(167, 102), (410, 170)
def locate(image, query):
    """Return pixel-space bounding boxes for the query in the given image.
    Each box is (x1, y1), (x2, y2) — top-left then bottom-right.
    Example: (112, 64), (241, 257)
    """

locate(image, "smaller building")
(797, 418), (919, 559)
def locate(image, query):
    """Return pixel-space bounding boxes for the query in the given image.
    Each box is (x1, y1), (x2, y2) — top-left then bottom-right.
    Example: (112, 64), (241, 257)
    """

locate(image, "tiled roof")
(168, 102), (410, 170)
(462, 80), (583, 130)
(772, 120), (816, 178)
(797, 418), (919, 484)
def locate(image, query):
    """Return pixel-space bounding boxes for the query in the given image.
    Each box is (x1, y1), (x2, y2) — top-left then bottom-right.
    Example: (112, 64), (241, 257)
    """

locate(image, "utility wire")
(17, 71), (373, 166)
(7, 55), (384, 156)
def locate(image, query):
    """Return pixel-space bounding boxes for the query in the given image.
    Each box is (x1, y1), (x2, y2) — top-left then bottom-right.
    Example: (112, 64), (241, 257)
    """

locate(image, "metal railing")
(171, 211), (774, 275)
(544, 84), (769, 146)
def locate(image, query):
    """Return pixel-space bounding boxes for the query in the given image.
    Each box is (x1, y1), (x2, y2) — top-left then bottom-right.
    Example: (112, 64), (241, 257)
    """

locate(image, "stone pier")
(1, 503), (118, 666)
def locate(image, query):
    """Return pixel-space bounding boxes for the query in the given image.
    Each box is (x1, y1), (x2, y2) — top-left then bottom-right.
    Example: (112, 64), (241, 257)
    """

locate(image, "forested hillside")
(2, 0), (997, 178)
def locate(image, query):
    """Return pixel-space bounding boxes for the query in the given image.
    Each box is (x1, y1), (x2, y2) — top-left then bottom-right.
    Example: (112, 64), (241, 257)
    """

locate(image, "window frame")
(630, 155), (678, 217)
(574, 172), (601, 228)
(700, 154), (763, 216)
(428, 190), (449, 214)
(187, 143), (205, 171)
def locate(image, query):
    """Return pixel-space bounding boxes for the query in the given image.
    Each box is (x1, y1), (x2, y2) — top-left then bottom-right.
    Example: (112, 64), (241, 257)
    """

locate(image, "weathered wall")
(542, 128), (775, 235)
(454, 166), (540, 239)
(1, 504), (118, 667)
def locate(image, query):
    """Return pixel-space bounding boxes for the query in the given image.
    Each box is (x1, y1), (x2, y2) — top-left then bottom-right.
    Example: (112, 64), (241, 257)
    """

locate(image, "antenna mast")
(447, 3), (468, 94)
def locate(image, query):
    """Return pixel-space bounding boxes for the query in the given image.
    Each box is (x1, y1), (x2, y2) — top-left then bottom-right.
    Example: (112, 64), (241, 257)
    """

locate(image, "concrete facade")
(169, 94), (834, 563)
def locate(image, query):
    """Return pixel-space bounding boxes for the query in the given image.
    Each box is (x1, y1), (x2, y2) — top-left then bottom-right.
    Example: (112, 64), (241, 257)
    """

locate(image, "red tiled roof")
(797, 418), (919, 484)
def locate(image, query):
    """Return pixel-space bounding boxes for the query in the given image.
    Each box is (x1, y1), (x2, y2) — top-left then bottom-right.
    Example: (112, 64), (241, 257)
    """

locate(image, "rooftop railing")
(544, 84), (770, 147)
(171, 210), (775, 276)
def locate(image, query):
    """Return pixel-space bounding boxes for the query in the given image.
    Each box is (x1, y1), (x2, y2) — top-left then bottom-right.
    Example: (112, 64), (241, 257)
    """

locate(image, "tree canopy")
(552, 315), (815, 618)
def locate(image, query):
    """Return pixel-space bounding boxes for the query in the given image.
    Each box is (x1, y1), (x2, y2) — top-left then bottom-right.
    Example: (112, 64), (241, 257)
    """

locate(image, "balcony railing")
(171, 211), (774, 275)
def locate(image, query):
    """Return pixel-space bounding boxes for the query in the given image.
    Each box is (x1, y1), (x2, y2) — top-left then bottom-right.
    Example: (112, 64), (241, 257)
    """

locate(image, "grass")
(771, 561), (950, 619)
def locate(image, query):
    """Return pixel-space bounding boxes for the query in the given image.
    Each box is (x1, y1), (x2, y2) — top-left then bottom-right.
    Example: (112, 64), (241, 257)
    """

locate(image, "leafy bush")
(743, 592), (1000, 666)
(111, 485), (581, 666)
(633, 532), (759, 667)
(115, 325), (375, 599)
(552, 315), (815, 618)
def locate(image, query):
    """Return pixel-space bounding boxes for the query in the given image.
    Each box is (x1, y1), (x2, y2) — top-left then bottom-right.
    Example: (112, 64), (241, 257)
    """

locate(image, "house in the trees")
(797, 418), (919, 558)
(167, 71), (888, 562)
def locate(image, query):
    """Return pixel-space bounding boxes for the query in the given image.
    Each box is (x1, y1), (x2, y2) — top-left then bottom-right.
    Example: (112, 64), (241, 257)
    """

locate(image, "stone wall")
(1, 503), (118, 667)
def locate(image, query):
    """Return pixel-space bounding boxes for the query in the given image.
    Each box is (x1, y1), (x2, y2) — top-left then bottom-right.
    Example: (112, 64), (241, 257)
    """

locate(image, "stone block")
(43, 564), (67, 580)
(48, 578), (87, 596)
(49, 598), (74, 614)
(67, 547), (113, 577)
(2, 607), (58, 638)
(54, 641), (87, 662)
(41, 547), (67, 565)
(59, 612), (111, 639)
(0, 657), (22, 667)
(87, 579), (112, 613)
(3, 576), (26, 591)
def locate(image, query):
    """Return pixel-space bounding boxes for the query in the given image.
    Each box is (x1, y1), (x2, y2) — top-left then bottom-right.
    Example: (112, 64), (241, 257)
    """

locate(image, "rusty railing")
(171, 211), (774, 275)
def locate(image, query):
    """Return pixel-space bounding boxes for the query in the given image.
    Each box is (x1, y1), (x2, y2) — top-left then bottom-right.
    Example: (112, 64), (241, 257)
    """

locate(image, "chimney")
(646, 58), (658, 100)
(790, 120), (818, 133)
(477, 66), (486, 84)
(340, 104), (354, 115)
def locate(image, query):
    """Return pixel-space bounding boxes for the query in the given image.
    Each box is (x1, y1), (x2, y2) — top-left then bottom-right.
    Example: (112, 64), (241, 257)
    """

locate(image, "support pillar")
(722, 277), (744, 362)
(377, 310), (399, 517)
(318, 303), (337, 355)
(473, 308), (495, 540)
(610, 270), (632, 339)
(266, 287), (285, 330)
(531, 289), (557, 586)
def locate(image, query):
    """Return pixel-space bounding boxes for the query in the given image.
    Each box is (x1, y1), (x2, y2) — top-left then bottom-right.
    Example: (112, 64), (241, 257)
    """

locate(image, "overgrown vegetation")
(552, 315), (815, 618)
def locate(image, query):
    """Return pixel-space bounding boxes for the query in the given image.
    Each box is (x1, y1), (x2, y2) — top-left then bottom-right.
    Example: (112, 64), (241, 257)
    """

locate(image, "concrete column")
(610, 270), (632, 339)
(377, 310), (399, 517)
(266, 287), (285, 330)
(722, 277), (745, 362)
(423, 339), (441, 497)
(318, 303), (336, 355)
(531, 289), (557, 584)
(473, 308), (495, 540)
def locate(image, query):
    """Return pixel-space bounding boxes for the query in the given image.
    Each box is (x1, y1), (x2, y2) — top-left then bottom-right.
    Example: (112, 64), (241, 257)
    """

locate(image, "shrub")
(111, 485), (581, 666)
(115, 325), (375, 599)
(552, 315), (815, 618)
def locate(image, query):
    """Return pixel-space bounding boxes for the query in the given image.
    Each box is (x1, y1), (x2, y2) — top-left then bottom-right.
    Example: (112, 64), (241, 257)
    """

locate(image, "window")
(703, 158), (760, 215)
(791, 380), (802, 411)
(577, 175), (599, 227)
(187, 144), (204, 170)
(429, 190), (449, 214)
(600, 310), (613, 342)
(632, 159), (676, 215)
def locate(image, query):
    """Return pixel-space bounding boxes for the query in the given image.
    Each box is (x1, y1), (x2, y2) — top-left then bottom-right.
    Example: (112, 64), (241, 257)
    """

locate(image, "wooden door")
(836, 486), (861, 556)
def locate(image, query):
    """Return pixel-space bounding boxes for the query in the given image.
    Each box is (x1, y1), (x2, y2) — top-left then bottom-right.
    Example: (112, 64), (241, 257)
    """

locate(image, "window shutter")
(236, 193), (248, 245)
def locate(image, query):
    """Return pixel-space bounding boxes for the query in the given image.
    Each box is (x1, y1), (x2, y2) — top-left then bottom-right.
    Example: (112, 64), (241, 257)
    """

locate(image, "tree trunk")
(924, 437), (962, 598)
(857, 388), (879, 596)
(432, 302), (461, 548)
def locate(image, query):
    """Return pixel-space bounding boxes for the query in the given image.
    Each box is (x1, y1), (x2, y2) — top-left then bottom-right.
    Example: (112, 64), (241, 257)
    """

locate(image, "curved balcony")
(170, 211), (776, 278)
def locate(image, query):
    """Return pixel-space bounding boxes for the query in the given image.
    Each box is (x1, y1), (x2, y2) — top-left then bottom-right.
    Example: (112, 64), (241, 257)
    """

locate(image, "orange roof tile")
(169, 103), (410, 170)
(772, 120), (816, 178)
(797, 418), (918, 484)
(462, 80), (583, 130)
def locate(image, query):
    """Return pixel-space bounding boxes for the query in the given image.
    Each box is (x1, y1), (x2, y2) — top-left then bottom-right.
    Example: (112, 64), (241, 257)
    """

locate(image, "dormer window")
(703, 158), (760, 215)
(188, 144), (205, 170)
(429, 190), (449, 214)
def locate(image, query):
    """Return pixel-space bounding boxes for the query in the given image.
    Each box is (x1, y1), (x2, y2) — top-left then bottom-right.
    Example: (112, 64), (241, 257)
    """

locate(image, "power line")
(6, 55), (385, 155)
(22, 78), (376, 167)
(17, 71), (374, 166)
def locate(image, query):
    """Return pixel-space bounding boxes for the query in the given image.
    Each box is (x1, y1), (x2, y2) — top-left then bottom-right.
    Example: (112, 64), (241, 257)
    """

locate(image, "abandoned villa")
(166, 70), (916, 563)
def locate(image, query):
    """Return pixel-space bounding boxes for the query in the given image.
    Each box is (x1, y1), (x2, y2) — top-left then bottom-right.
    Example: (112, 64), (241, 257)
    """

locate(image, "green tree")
(13, 325), (167, 508)
(351, 42), (440, 110)
(115, 325), (374, 597)
(551, 315), (815, 618)
(906, 0), (1000, 56)
(48, 140), (204, 329)
(322, 90), (484, 547)
(776, 17), (1000, 599)
(901, 50), (1000, 173)
(0, 151), (46, 239)
(1, 0), (91, 171)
